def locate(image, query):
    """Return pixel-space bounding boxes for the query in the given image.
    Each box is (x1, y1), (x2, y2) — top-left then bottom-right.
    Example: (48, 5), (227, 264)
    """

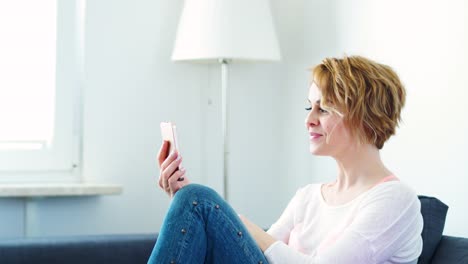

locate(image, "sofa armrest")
(430, 235), (468, 264)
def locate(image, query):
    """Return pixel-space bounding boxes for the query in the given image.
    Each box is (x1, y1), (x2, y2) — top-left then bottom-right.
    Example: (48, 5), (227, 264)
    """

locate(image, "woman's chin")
(309, 146), (326, 156)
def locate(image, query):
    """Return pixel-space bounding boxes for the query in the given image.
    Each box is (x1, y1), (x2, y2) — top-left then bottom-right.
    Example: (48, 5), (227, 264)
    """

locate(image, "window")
(0, 0), (85, 182)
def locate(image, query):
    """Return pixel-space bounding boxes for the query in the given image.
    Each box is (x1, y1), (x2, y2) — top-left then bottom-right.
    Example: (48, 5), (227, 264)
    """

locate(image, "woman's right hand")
(157, 140), (190, 198)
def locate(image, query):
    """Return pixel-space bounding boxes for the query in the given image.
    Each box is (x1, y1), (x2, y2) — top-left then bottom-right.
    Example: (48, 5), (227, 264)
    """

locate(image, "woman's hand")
(157, 140), (190, 198)
(239, 214), (277, 252)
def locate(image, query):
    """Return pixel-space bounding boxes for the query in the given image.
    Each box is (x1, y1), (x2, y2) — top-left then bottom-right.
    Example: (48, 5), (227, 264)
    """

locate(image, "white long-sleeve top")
(265, 179), (423, 264)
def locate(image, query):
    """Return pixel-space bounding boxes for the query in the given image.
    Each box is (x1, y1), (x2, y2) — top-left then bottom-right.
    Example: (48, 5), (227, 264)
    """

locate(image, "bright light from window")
(0, 0), (57, 150)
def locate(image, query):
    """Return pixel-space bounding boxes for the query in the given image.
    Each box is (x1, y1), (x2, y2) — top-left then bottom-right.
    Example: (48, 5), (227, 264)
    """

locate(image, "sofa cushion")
(430, 235), (468, 264)
(0, 233), (158, 264)
(417, 196), (449, 264)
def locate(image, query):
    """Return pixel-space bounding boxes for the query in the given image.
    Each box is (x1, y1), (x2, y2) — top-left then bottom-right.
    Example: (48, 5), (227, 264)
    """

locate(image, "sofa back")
(417, 196), (449, 264)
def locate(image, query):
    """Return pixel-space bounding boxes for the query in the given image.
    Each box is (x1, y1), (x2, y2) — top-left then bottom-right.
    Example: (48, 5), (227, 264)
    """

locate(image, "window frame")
(0, 0), (85, 183)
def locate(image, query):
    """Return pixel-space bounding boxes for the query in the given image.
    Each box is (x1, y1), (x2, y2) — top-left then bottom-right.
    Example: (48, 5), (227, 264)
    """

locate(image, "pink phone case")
(160, 122), (184, 181)
(160, 122), (179, 155)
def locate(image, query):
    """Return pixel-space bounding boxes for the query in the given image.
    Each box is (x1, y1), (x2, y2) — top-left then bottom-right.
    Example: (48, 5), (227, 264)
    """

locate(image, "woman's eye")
(305, 106), (329, 113)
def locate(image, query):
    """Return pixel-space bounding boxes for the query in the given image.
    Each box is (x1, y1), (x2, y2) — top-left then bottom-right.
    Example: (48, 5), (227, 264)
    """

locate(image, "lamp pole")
(220, 58), (230, 201)
(171, 0), (281, 201)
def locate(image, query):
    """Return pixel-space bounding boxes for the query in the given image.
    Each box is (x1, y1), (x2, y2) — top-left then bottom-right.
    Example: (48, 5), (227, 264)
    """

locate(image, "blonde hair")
(311, 55), (406, 149)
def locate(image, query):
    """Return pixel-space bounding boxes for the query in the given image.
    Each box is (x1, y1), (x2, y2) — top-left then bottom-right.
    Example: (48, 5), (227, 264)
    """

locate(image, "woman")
(148, 56), (423, 264)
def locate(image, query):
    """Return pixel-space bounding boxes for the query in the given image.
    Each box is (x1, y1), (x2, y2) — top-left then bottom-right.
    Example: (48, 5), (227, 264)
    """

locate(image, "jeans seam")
(174, 195), (200, 263)
(205, 198), (264, 263)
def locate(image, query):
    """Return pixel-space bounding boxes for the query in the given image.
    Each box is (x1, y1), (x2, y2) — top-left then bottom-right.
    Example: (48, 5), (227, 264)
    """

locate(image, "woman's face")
(304, 82), (354, 157)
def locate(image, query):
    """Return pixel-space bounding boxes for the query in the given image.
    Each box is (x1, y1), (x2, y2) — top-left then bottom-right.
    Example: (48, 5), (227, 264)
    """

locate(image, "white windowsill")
(0, 183), (123, 197)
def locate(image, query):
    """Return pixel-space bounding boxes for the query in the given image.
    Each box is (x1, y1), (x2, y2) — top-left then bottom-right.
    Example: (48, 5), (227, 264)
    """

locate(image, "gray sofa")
(417, 196), (468, 263)
(0, 233), (157, 264)
(0, 196), (467, 263)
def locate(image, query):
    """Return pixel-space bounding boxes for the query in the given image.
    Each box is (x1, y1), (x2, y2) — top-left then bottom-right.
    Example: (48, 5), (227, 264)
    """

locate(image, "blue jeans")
(148, 184), (269, 264)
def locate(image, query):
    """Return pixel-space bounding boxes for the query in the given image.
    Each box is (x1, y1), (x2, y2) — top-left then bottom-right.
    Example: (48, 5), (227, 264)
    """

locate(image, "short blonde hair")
(311, 55), (406, 149)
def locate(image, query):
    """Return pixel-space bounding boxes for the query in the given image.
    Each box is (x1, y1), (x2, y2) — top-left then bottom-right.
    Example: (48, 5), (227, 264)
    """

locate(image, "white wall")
(0, 0), (291, 238)
(339, 0), (468, 238)
(22, 0), (208, 236)
(1, 0), (467, 240)
(279, 0), (341, 196)
(286, 0), (468, 237)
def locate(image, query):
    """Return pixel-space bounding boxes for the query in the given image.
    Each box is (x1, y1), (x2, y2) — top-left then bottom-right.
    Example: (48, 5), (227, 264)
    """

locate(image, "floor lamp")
(171, 0), (281, 201)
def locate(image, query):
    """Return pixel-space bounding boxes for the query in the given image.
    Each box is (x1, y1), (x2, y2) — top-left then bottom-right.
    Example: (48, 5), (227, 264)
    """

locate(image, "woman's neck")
(332, 144), (392, 191)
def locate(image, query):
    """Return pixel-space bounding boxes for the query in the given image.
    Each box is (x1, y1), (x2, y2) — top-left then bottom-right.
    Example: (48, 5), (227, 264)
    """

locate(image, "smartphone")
(160, 122), (184, 181)
(160, 122), (179, 156)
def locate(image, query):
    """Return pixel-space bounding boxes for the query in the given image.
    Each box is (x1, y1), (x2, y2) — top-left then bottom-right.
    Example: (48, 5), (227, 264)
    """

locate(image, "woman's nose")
(305, 110), (319, 128)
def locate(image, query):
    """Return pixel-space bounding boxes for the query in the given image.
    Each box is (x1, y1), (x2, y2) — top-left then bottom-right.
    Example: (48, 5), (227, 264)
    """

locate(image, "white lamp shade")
(172, 0), (281, 62)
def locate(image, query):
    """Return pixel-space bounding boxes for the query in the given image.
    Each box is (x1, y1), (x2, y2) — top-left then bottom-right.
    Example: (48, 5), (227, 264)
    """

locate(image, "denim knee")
(173, 184), (222, 206)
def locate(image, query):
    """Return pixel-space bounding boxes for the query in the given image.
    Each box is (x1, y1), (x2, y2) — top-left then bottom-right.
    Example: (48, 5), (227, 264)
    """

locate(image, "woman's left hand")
(239, 214), (277, 252)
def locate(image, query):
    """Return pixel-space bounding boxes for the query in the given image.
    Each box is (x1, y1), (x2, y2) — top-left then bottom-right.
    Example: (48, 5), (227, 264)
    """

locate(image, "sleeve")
(264, 184), (423, 264)
(266, 185), (308, 244)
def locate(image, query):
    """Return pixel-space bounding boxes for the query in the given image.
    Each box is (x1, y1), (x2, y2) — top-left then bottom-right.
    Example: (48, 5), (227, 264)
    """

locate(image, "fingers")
(157, 140), (170, 167)
(238, 214), (245, 221)
(238, 214), (250, 226)
(168, 168), (187, 195)
(160, 151), (179, 171)
(159, 151), (179, 190)
(238, 214), (262, 236)
(160, 154), (183, 193)
(166, 153), (182, 175)
(156, 143), (190, 197)
(157, 141), (169, 189)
